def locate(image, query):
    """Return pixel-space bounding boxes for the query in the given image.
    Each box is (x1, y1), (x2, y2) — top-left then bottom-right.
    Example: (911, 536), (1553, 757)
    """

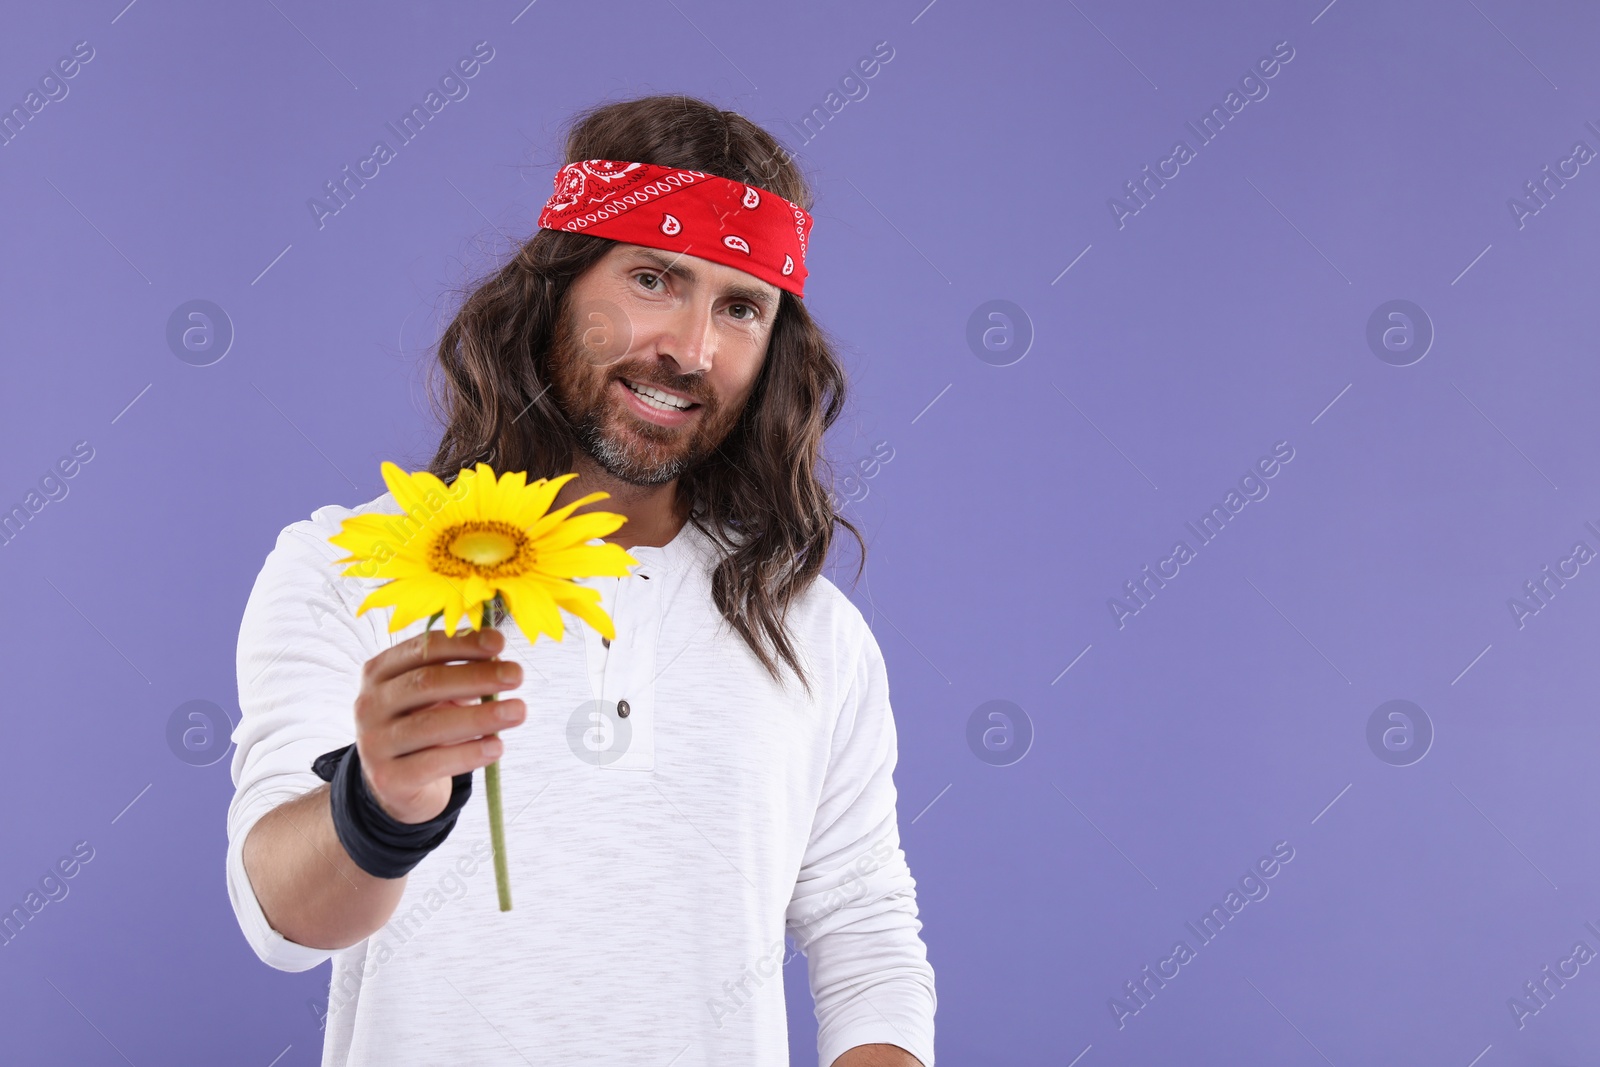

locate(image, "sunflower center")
(431, 520), (535, 579)
(451, 529), (518, 566)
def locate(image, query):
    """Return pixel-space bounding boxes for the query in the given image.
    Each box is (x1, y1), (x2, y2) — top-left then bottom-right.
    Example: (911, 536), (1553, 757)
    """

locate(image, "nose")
(655, 298), (717, 375)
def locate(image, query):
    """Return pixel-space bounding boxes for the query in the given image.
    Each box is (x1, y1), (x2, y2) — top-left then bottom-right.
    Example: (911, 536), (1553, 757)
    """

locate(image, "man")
(227, 94), (935, 1066)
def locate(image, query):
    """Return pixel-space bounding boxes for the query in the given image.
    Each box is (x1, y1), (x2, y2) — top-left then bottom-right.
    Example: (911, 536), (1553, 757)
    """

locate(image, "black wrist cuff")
(311, 743), (473, 879)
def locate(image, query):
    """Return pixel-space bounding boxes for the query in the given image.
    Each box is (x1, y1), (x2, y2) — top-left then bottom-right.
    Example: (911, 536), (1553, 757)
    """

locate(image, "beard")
(546, 301), (746, 487)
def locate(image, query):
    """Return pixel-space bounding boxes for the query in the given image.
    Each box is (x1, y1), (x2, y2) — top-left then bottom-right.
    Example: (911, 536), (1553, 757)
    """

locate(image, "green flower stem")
(480, 597), (513, 912)
(483, 753), (511, 911)
(423, 603), (512, 913)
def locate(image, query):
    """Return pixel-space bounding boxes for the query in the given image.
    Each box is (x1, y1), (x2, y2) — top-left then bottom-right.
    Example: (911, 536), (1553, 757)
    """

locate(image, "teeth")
(623, 379), (691, 411)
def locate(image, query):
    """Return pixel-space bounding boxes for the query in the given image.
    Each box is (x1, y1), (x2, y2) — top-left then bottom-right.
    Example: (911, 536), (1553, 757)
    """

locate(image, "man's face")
(548, 242), (782, 486)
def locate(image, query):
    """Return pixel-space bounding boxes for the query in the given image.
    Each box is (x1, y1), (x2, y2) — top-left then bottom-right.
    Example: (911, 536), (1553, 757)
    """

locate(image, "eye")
(729, 303), (760, 322)
(633, 270), (664, 292)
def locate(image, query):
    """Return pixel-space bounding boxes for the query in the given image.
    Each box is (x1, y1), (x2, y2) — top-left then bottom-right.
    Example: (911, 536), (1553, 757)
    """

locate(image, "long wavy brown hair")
(422, 94), (865, 698)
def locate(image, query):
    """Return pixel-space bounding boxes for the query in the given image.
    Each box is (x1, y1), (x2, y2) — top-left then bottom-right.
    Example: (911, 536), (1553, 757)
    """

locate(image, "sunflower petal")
(463, 462), (486, 521)
(327, 514), (403, 562)
(535, 543), (640, 579)
(498, 580), (567, 644)
(379, 461), (425, 515)
(356, 576), (454, 633)
(460, 572), (495, 609)
(531, 511), (631, 553)
(526, 491), (619, 540)
(513, 573), (620, 639)
(550, 583), (618, 640)
(508, 473), (579, 527)
(441, 591), (474, 637)
(363, 554), (435, 579)
(381, 462), (441, 520)
(512, 474), (582, 531)
(339, 544), (439, 583)
(498, 468), (528, 499)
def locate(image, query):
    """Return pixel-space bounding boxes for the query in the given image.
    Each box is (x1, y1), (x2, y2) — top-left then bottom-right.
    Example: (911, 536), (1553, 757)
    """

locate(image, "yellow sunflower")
(328, 460), (639, 642)
(326, 460), (638, 913)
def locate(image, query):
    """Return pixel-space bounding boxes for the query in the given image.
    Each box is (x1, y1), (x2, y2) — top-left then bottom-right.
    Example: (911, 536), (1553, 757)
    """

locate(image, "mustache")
(612, 371), (707, 405)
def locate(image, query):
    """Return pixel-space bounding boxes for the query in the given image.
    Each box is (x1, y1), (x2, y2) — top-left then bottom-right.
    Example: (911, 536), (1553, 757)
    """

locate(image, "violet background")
(3, 0), (1599, 1064)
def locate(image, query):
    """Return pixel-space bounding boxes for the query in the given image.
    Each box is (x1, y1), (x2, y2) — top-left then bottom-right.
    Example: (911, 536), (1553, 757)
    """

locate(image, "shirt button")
(602, 636), (611, 648)
(617, 699), (630, 718)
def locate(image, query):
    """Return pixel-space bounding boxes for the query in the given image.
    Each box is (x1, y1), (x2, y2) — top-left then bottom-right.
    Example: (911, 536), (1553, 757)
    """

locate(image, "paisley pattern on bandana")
(536, 158), (815, 298)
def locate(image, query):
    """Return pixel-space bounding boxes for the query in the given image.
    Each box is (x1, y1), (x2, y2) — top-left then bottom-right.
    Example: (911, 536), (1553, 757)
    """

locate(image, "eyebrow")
(625, 246), (781, 312)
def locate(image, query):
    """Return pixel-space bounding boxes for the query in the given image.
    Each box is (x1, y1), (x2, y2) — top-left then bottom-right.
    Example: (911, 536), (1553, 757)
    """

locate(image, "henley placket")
(581, 541), (668, 772)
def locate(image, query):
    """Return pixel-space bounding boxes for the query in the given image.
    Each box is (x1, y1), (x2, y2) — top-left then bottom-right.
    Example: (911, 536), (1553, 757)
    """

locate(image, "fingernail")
(497, 661), (519, 684)
(498, 702), (521, 722)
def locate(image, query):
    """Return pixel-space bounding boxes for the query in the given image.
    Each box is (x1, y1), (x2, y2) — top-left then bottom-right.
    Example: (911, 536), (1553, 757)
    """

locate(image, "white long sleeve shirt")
(225, 489), (936, 1066)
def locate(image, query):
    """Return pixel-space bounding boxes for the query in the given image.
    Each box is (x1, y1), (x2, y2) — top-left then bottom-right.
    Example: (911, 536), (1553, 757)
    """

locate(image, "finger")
(375, 698), (525, 761)
(362, 735), (503, 821)
(372, 657), (523, 721)
(388, 735), (505, 791)
(364, 627), (505, 687)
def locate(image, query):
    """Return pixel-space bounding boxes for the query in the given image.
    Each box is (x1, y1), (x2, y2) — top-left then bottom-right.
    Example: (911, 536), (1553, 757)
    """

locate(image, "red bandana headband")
(536, 159), (815, 298)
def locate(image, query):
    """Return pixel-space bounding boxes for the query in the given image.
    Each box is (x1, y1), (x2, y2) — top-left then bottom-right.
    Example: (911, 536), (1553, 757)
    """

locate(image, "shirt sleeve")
(225, 519), (376, 973)
(784, 615), (937, 1067)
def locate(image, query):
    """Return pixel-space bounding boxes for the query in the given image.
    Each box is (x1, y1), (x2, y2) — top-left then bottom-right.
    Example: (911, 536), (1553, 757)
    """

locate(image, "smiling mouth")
(618, 377), (701, 414)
